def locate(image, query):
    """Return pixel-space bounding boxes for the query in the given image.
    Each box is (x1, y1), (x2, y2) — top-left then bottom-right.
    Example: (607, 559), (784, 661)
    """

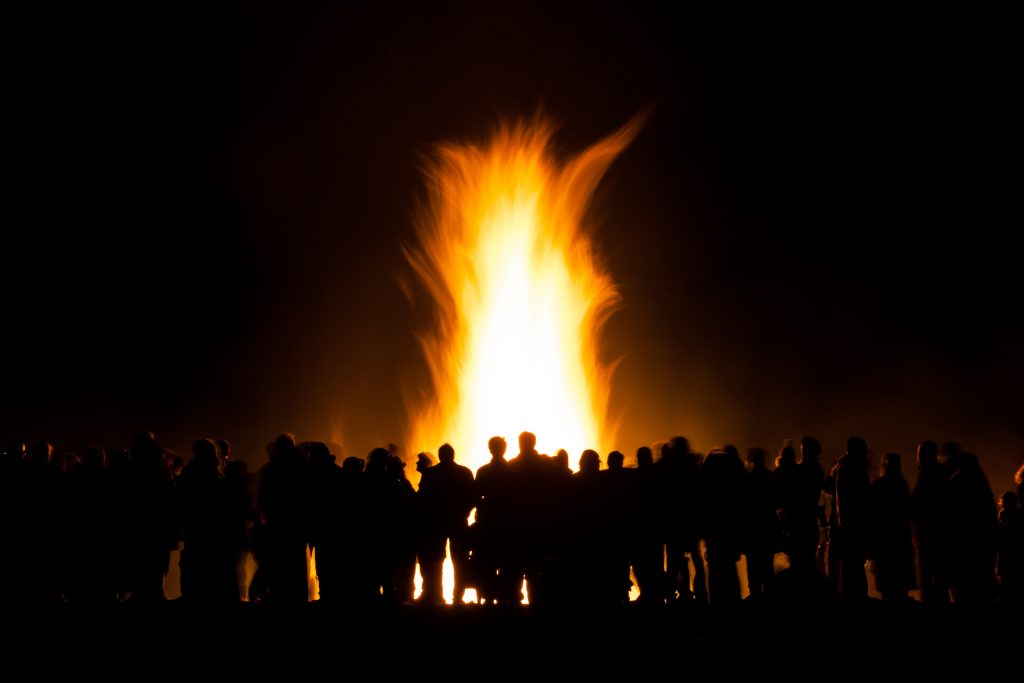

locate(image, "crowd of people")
(0, 430), (1021, 608)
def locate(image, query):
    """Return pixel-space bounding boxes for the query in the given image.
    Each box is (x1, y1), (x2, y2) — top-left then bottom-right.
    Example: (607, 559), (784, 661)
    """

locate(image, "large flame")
(406, 116), (643, 473)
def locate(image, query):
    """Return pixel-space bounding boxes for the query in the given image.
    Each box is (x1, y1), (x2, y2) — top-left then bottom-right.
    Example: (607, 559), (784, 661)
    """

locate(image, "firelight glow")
(406, 116), (643, 475)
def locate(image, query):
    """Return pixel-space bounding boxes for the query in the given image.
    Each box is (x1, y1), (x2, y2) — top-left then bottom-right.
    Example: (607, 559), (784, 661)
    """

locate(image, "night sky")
(5, 3), (1021, 492)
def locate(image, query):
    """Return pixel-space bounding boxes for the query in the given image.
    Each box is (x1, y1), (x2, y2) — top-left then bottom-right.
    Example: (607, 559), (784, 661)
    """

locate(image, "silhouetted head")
(917, 441), (938, 466)
(192, 439), (220, 473)
(882, 452), (902, 477)
(939, 441), (962, 466)
(519, 431), (537, 454)
(438, 443), (455, 464)
(416, 452), (434, 474)
(367, 448), (390, 473)
(846, 437), (868, 463)
(777, 441), (797, 468)
(488, 436), (507, 460)
(132, 432), (160, 459)
(746, 447), (767, 470)
(274, 433), (297, 460)
(225, 460), (249, 479)
(554, 449), (569, 471)
(342, 456), (364, 474)
(109, 449), (130, 468)
(216, 439), (232, 462)
(31, 440), (53, 465)
(800, 437), (822, 463)
(309, 442), (334, 466)
(636, 446), (653, 469)
(386, 454), (406, 479)
(579, 449), (600, 474)
(608, 451), (624, 471)
(999, 491), (1019, 512)
(5, 440), (25, 461)
(169, 452), (184, 477)
(84, 445), (106, 470)
(960, 452), (980, 472)
(668, 436), (690, 458)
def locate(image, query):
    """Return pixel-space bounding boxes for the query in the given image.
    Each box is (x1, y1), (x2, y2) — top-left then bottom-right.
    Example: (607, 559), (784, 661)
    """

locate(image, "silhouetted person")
(870, 453), (914, 603)
(631, 446), (665, 604)
(506, 431), (560, 605)
(659, 436), (706, 605)
(774, 440), (802, 573)
(793, 437), (825, 575)
(177, 439), (238, 603)
(24, 440), (60, 603)
(105, 447), (133, 600)
(306, 442), (344, 603)
(702, 445), (745, 607)
(224, 459), (256, 601)
(949, 452), (998, 604)
(418, 443), (475, 604)
(257, 433), (310, 604)
(910, 440), (951, 604)
(363, 448), (395, 603)
(0, 441), (29, 604)
(833, 437), (872, 601)
(125, 432), (176, 603)
(66, 445), (114, 604)
(601, 450), (633, 603)
(743, 447), (780, 601)
(387, 454), (418, 603)
(335, 456), (368, 603)
(216, 439), (233, 465)
(567, 449), (604, 604)
(475, 436), (514, 604)
(996, 491), (1023, 606)
(1016, 464), (1024, 505)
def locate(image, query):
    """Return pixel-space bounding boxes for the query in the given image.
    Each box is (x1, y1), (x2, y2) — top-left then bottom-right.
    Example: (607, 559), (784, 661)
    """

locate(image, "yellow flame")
(406, 116), (643, 472)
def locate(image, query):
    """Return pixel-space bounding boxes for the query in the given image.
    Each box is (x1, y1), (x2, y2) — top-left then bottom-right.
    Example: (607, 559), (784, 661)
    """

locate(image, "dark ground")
(10, 602), (1019, 676)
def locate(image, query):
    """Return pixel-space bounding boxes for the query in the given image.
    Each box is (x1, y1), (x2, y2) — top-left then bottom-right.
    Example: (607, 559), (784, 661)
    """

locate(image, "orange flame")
(406, 116), (643, 473)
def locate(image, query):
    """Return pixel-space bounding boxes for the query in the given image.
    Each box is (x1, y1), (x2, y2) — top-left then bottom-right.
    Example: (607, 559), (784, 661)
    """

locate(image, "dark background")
(4, 3), (1021, 492)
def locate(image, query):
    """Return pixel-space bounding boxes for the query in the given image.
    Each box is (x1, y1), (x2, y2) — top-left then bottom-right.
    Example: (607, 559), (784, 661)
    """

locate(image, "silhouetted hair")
(519, 432), (537, 452)
(608, 451), (624, 470)
(668, 436), (690, 456)
(342, 456), (364, 474)
(84, 445), (106, 469)
(882, 452), (902, 476)
(368, 448), (390, 471)
(192, 439), (220, 471)
(580, 449), (600, 473)
(31, 440), (53, 465)
(216, 439), (232, 461)
(777, 440), (797, 467)
(846, 436), (868, 460)
(636, 446), (653, 468)
(917, 440), (938, 464)
(554, 449), (569, 471)
(800, 436), (822, 461)
(488, 436), (507, 458)
(438, 443), (455, 463)
(309, 442), (334, 465)
(746, 447), (767, 468)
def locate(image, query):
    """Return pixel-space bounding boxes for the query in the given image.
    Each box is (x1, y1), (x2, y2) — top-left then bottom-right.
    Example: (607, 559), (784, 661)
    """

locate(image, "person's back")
(997, 492), (1023, 606)
(871, 453), (914, 603)
(256, 434), (310, 604)
(475, 437), (514, 603)
(834, 437), (872, 601)
(418, 443), (475, 603)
